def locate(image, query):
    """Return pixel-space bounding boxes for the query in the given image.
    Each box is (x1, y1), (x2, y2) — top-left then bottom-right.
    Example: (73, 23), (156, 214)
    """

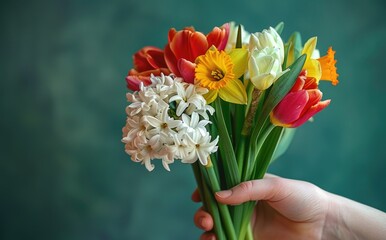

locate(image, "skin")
(192, 174), (386, 240)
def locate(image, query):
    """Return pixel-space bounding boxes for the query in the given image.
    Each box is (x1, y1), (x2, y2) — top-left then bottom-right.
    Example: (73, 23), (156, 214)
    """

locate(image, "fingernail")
(216, 190), (232, 198)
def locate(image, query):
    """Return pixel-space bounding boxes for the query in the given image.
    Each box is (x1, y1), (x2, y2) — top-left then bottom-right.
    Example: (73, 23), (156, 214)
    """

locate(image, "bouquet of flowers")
(122, 22), (338, 240)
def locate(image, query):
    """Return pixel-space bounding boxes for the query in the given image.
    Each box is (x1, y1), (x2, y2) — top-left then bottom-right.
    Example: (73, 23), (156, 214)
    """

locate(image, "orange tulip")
(164, 23), (229, 83)
(126, 46), (171, 91)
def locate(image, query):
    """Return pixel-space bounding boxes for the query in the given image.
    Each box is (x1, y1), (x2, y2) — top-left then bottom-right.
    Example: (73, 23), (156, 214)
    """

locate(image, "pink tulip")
(270, 71), (331, 128)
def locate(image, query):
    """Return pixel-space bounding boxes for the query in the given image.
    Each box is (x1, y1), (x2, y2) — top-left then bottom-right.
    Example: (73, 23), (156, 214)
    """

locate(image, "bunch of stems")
(192, 50), (306, 240)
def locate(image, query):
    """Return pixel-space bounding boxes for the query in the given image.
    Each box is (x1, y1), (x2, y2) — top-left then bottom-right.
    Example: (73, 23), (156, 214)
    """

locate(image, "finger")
(191, 188), (201, 202)
(215, 177), (289, 205)
(194, 207), (214, 231)
(200, 232), (216, 240)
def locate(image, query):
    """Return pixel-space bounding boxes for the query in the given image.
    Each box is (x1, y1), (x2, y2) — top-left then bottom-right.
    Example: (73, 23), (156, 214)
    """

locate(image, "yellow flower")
(301, 37), (339, 85)
(302, 37), (322, 81)
(195, 47), (248, 104)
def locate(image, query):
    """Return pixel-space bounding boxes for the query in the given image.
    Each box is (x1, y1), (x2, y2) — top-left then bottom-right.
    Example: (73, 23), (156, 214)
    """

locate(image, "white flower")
(170, 132), (192, 159)
(249, 27), (284, 62)
(122, 73), (218, 171)
(169, 81), (209, 116)
(179, 112), (211, 136)
(124, 134), (157, 171)
(146, 107), (182, 136)
(122, 115), (149, 143)
(183, 131), (219, 165)
(146, 74), (174, 101)
(248, 47), (287, 90)
(126, 90), (157, 116)
(187, 104), (215, 120)
(248, 27), (287, 91)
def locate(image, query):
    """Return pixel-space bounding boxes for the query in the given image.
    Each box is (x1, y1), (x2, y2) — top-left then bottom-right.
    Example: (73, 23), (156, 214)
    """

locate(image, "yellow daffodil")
(195, 46), (248, 104)
(301, 37), (339, 85)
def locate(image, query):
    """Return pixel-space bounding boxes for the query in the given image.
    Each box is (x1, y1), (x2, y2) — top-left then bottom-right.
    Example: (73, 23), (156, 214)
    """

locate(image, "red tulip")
(126, 46), (171, 91)
(270, 71), (331, 128)
(164, 23), (229, 83)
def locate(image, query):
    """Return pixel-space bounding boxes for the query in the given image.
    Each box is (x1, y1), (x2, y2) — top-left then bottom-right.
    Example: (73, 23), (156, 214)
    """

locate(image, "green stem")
(238, 201), (255, 240)
(202, 176), (226, 240)
(205, 161), (237, 240)
(246, 222), (253, 240)
(194, 163), (226, 240)
(236, 135), (247, 175)
(191, 163), (207, 209)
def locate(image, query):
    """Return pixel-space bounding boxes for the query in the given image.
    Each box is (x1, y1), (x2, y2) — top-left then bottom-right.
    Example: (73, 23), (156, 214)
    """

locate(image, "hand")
(193, 174), (330, 240)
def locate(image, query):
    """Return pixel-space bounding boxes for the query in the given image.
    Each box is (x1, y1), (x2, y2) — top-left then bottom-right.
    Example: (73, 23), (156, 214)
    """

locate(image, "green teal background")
(1, 0), (386, 239)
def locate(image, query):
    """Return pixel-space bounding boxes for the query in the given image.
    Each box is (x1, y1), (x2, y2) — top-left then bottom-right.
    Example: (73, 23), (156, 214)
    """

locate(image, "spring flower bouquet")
(122, 22), (338, 240)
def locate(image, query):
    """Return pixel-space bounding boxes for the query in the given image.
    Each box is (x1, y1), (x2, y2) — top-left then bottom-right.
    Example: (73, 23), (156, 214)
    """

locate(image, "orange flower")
(301, 38), (339, 86)
(164, 24), (229, 83)
(126, 46), (171, 91)
(318, 47), (339, 85)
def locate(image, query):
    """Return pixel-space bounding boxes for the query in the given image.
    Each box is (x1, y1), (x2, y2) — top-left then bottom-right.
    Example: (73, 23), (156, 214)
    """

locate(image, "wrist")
(322, 192), (352, 240)
(322, 191), (386, 240)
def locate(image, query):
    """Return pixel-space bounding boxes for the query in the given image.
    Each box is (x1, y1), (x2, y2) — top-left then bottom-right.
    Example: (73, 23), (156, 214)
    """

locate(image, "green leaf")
(253, 126), (284, 179)
(214, 98), (240, 187)
(236, 24), (242, 48)
(250, 54), (306, 145)
(285, 32), (303, 67)
(274, 22), (284, 35)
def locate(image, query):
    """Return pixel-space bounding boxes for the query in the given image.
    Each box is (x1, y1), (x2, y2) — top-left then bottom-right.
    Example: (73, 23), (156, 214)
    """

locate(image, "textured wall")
(1, 0), (386, 239)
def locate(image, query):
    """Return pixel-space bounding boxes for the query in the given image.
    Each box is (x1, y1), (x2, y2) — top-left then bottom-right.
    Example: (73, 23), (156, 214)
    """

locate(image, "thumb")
(215, 177), (287, 205)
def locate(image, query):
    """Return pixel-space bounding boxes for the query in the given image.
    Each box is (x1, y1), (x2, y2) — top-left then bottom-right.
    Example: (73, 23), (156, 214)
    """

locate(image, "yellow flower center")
(318, 47), (339, 85)
(195, 48), (235, 90)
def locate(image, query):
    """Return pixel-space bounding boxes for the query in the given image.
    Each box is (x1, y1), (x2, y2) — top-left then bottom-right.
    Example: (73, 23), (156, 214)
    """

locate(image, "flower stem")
(193, 163), (225, 240)
(205, 157), (237, 240)
(241, 88), (262, 136)
(245, 222), (253, 240)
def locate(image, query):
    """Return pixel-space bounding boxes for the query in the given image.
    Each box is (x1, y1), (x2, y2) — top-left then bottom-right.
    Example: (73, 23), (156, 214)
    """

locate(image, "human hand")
(192, 174), (330, 240)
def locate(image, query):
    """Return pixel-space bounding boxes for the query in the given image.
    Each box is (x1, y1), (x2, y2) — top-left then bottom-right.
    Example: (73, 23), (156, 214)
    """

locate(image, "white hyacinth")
(122, 74), (218, 171)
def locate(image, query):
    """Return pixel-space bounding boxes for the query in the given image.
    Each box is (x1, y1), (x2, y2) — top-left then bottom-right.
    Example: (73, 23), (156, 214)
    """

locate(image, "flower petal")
(302, 37), (318, 58)
(206, 23), (230, 51)
(125, 75), (151, 91)
(303, 58), (322, 81)
(218, 79), (247, 104)
(291, 99), (330, 128)
(229, 48), (248, 78)
(164, 44), (180, 76)
(170, 30), (208, 62)
(271, 90), (309, 125)
(203, 89), (218, 104)
(178, 58), (196, 84)
(302, 37), (322, 81)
